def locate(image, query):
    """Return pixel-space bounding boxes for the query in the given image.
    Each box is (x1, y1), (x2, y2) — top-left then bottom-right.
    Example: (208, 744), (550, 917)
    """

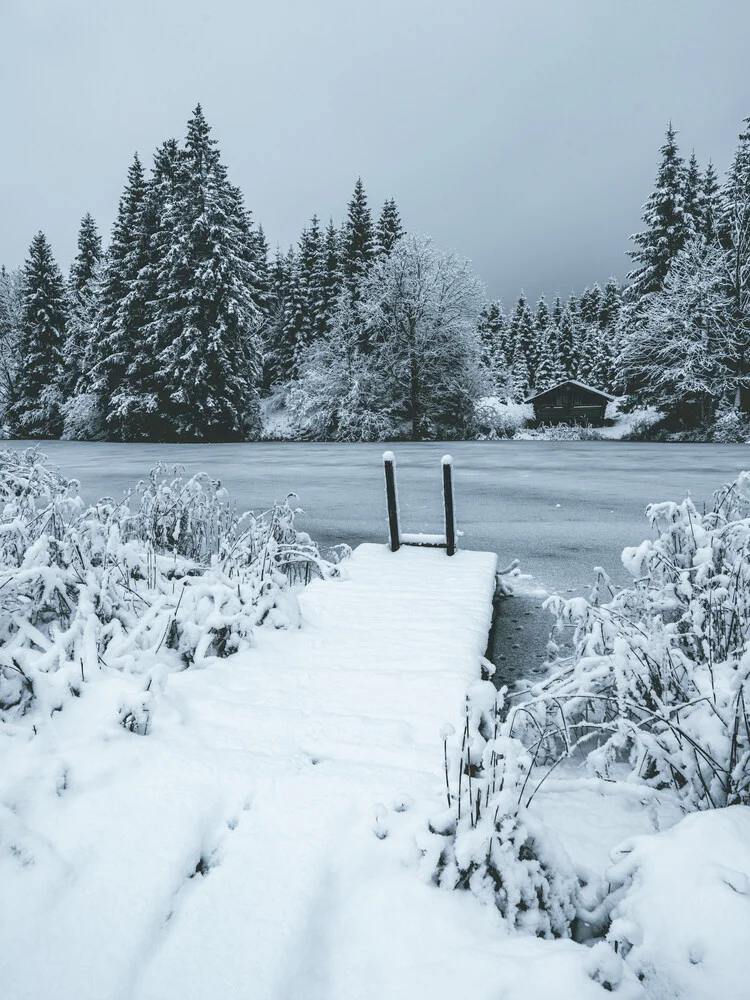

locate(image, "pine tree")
(509, 295), (535, 379)
(552, 296), (564, 328)
(318, 219), (343, 338)
(375, 198), (404, 257)
(535, 296), (550, 334)
(476, 301), (509, 393)
(0, 267), (22, 420)
(64, 213), (102, 397)
(559, 295), (579, 376)
(88, 153), (148, 423)
(683, 152), (703, 235)
(8, 232), (67, 437)
(342, 178), (376, 295)
(534, 326), (564, 391)
(263, 247), (294, 390)
(719, 118), (750, 409)
(510, 354), (530, 402)
(700, 161), (722, 244)
(294, 215), (323, 367)
(628, 122), (689, 299)
(145, 107), (264, 440)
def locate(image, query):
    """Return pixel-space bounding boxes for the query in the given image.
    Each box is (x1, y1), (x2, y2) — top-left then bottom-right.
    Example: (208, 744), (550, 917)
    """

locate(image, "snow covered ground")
(2, 527), (750, 997)
(1, 543), (506, 1000)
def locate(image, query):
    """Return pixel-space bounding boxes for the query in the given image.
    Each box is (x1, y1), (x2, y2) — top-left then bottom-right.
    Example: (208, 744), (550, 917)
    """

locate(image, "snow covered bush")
(474, 397), (532, 438)
(0, 449), (337, 720)
(712, 408), (750, 443)
(595, 807), (750, 999)
(514, 422), (602, 441)
(514, 473), (750, 811)
(417, 680), (578, 938)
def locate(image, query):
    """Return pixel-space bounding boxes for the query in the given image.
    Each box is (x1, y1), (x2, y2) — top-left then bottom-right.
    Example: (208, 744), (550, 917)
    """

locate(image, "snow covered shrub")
(712, 408), (750, 443)
(514, 422), (602, 441)
(61, 392), (107, 441)
(474, 397), (532, 439)
(0, 451), (337, 720)
(598, 807), (750, 999)
(514, 474), (750, 811)
(417, 681), (578, 938)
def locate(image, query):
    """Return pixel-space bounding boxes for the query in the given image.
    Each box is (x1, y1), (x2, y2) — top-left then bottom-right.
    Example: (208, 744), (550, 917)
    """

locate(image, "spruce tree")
(477, 301), (509, 393)
(509, 294), (535, 379)
(147, 106), (264, 440)
(628, 122), (689, 298)
(342, 178), (375, 294)
(9, 232), (67, 437)
(0, 267), (22, 420)
(683, 152), (703, 235)
(375, 198), (404, 257)
(700, 161), (722, 243)
(112, 139), (183, 440)
(534, 327), (564, 391)
(510, 354), (530, 402)
(317, 219), (343, 338)
(720, 118), (750, 409)
(535, 296), (550, 334)
(88, 153), (148, 425)
(64, 213), (102, 397)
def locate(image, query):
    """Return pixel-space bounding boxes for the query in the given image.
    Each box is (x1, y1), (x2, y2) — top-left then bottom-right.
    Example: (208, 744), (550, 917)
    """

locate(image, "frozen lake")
(13, 440), (750, 679)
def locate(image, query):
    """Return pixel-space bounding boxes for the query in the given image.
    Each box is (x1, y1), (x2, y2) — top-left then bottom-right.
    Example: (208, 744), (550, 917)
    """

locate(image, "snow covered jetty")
(2, 543), (499, 999)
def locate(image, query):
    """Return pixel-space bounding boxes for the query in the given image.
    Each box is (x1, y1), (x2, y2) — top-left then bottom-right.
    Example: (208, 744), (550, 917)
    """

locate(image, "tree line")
(1, 107), (749, 441)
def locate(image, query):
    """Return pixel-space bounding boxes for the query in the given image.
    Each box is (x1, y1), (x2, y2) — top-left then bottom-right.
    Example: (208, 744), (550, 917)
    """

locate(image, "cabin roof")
(524, 380), (616, 405)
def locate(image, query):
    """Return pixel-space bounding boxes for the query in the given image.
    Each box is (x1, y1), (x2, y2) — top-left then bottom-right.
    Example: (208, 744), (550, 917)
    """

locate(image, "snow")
(400, 531), (446, 544)
(606, 806), (750, 999)
(1, 542), (521, 1000)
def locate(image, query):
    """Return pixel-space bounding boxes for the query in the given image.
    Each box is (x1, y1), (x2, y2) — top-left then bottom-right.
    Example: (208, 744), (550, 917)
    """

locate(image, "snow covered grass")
(512, 472), (750, 813)
(514, 422), (604, 441)
(0, 447), (337, 722)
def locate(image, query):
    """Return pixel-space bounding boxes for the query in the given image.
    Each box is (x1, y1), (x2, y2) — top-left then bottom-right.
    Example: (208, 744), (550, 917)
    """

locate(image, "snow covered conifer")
(510, 353), (530, 402)
(628, 122), (689, 299)
(509, 295), (535, 379)
(700, 161), (722, 244)
(64, 213), (102, 397)
(8, 232), (67, 437)
(534, 326), (564, 391)
(148, 106), (263, 440)
(0, 267), (22, 423)
(535, 295), (550, 334)
(88, 153), (148, 431)
(719, 118), (750, 410)
(683, 151), (703, 235)
(317, 219), (343, 338)
(342, 178), (376, 296)
(375, 198), (404, 257)
(477, 301), (510, 392)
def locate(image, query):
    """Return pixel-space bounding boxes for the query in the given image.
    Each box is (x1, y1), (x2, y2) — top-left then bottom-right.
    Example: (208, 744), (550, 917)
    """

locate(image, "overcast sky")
(3, 0), (748, 303)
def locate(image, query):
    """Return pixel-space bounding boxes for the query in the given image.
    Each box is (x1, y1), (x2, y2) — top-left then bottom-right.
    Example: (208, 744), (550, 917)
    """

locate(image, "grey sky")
(3, 0), (749, 304)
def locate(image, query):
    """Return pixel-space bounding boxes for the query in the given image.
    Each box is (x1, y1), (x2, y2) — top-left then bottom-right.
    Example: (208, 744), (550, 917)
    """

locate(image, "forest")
(0, 106), (748, 442)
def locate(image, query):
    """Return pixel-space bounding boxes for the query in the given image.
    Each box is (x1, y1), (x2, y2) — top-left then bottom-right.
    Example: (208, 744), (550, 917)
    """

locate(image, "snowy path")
(0, 543), (676, 999)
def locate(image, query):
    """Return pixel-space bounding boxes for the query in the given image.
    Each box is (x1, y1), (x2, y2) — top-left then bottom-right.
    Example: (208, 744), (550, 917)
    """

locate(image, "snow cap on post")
(441, 454), (453, 466)
(383, 450), (396, 463)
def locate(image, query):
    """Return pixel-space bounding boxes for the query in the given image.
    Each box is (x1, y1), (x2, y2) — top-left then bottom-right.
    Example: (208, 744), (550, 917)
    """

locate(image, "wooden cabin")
(524, 380), (615, 426)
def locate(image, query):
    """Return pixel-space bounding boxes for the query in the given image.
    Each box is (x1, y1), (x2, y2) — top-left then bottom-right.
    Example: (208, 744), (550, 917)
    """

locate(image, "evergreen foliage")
(8, 233), (67, 437)
(341, 178), (376, 295)
(628, 123), (689, 299)
(376, 198), (404, 257)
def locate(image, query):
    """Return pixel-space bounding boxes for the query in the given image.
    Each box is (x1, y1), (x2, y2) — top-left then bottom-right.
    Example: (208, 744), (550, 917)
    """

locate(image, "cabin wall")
(531, 385), (609, 426)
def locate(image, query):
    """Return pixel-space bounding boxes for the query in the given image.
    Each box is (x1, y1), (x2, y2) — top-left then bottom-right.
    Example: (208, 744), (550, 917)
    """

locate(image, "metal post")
(442, 455), (456, 556)
(383, 451), (400, 552)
